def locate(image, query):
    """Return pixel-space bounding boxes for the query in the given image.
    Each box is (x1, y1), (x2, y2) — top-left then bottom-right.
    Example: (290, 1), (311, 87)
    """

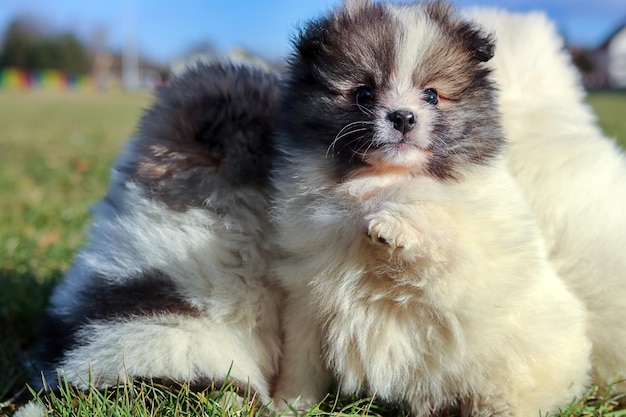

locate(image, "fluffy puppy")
(271, 1), (591, 416)
(469, 9), (626, 392)
(31, 62), (283, 402)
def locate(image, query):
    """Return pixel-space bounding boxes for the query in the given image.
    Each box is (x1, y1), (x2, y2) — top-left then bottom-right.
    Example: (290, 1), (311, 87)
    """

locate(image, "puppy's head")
(280, 0), (501, 180)
(128, 62), (278, 210)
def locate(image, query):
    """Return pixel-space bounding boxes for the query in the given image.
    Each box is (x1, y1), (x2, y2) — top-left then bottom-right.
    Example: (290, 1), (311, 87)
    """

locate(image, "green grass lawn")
(1, 90), (625, 416)
(0, 90), (150, 415)
(587, 92), (626, 145)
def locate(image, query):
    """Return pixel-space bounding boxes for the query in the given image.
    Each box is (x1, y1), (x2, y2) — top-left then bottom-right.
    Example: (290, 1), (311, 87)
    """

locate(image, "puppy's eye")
(423, 88), (439, 106)
(354, 86), (374, 104)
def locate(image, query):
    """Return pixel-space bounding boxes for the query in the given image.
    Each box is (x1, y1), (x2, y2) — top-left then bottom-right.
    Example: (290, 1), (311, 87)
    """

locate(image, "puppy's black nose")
(387, 110), (416, 134)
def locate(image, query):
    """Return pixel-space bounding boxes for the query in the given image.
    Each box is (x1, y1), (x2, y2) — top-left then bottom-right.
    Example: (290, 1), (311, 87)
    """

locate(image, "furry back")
(31, 61), (284, 402)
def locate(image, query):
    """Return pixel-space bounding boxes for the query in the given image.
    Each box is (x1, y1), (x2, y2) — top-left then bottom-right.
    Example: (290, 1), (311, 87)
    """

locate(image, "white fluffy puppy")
(469, 8), (626, 392)
(271, 1), (591, 416)
(30, 62), (283, 402)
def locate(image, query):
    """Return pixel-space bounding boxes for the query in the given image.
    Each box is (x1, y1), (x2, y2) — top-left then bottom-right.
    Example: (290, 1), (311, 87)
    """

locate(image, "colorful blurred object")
(0, 68), (95, 91)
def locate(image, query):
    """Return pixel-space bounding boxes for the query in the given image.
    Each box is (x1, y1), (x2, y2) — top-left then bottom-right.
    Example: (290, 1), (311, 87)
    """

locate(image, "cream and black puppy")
(31, 62), (283, 402)
(469, 9), (626, 393)
(271, 1), (591, 416)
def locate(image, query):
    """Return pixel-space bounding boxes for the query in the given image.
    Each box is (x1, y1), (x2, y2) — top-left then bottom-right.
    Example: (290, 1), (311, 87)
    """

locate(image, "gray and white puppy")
(271, 1), (591, 416)
(32, 62), (283, 402)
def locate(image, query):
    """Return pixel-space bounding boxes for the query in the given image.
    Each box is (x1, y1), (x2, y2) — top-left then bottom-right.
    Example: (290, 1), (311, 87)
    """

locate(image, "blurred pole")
(122, 0), (140, 91)
(91, 25), (111, 91)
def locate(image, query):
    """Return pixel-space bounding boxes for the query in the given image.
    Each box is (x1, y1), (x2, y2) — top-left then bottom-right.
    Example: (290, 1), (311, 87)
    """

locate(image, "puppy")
(469, 9), (626, 392)
(271, 1), (591, 416)
(31, 62), (283, 402)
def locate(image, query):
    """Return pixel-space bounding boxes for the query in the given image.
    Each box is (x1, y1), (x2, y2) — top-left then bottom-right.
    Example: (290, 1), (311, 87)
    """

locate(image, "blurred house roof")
(598, 18), (626, 50)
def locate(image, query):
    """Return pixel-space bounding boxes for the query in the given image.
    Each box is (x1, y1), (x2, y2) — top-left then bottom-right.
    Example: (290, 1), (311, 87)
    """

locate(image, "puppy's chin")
(360, 143), (430, 175)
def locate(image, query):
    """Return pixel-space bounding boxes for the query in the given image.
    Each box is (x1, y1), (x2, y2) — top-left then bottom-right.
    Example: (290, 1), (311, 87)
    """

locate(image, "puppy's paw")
(365, 211), (422, 249)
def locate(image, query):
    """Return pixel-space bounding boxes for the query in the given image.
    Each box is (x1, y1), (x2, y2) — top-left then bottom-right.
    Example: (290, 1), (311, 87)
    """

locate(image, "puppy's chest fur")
(275, 161), (537, 375)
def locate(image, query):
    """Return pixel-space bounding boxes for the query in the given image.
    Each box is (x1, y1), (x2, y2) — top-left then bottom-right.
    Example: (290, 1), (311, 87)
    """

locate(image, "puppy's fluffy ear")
(455, 13), (496, 61)
(427, 0), (495, 62)
(294, 0), (366, 59)
(293, 19), (327, 62)
(466, 25), (495, 62)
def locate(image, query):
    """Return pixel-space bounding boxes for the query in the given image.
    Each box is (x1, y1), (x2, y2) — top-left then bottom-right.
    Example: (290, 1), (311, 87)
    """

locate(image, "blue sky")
(0, 0), (624, 64)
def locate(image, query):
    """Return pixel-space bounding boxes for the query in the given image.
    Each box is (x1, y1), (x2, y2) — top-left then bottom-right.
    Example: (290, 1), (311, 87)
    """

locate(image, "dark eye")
(354, 85), (374, 104)
(423, 88), (439, 106)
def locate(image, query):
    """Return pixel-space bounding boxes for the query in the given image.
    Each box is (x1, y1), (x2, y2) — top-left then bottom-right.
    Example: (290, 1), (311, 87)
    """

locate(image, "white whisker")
(326, 121), (375, 159)
(326, 128), (371, 158)
(355, 102), (375, 117)
(434, 133), (465, 157)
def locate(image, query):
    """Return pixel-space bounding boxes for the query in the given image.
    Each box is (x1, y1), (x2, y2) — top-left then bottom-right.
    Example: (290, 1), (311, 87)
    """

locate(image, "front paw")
(365, 212), (421, 249)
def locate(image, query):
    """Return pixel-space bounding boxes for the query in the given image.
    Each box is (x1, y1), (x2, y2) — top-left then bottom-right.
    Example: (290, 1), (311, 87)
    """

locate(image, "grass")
(0, 90), (150, 415)
(0, 89), (625, 416)
(18, 377), (277, 417)
(587, 92), (626, 145)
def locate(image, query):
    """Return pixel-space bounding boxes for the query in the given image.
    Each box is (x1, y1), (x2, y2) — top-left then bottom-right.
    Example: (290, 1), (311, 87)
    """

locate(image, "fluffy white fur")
(272, 2), (592, 416)
(45, 171), (282, 398)
(469, 8), (626, 392)
(13, 402), (46, 417)
(273, 160), (591, 416)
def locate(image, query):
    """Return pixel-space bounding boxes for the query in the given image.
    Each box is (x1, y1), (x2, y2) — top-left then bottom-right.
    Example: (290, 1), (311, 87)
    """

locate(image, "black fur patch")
(77, 270), (200, 319)
(36, 269), (199, 371)
(125, 62), (280, 211)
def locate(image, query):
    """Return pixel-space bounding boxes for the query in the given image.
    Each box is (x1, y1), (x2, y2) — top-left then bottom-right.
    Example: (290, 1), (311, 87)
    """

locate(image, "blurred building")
(595, 21), (626, 88)
(574, 19), (626, 89)
(91, 50), (167, 91)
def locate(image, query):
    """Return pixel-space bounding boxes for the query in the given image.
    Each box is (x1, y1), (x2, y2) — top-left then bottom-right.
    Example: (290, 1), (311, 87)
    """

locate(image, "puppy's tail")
(139, 60), (280, 148)
(104, 59), (281, 209)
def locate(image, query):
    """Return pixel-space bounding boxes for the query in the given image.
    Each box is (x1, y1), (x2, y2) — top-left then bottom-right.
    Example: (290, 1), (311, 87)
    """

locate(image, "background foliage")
(0, 17), (91, 74)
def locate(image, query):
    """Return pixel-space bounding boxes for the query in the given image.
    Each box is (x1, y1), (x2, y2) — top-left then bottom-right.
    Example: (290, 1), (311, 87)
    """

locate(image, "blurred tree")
(56, 33), (91, 74)
(0, 15), (92, 74)
(0, 19), (34, 68)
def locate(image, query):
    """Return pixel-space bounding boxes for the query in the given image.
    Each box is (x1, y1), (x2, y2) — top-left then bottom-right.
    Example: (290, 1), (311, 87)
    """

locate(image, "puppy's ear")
(458, 21), (496, 62)
(294, 0), (364, 61)
(470, 28), (495, 62)
(294, 19), (328, 62)
(426, 1), (495, 62)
